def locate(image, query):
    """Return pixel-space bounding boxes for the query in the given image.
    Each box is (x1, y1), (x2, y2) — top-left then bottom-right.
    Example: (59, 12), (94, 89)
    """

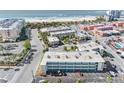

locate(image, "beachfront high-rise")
(106, 10), (121, 21)
(0, 19), (24, 42)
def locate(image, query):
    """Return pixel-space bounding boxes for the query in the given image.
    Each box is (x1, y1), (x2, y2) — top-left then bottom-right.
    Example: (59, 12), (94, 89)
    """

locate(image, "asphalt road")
(9, 29), (43, 83)
(100, 40), (124, 72)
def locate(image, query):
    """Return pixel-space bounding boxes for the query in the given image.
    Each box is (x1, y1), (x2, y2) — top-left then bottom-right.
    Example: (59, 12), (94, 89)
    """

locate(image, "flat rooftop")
(47, 36), (59, 42)
(77, 42), (104, 51)
(50, 29), (75, 35)
(0, 19), (23, 29)
(41, 51), (105, 65)
(40, 26), (72, 32)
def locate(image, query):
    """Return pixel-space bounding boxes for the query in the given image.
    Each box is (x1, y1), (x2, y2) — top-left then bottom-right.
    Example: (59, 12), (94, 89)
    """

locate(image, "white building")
(77, 42), (104, 52)
(40, 26), (76, 37)
(47, 36), (59, 46)
(0, 19), (24, 42)
(40, 51), (105, 74)
(50, 29), (75, 37)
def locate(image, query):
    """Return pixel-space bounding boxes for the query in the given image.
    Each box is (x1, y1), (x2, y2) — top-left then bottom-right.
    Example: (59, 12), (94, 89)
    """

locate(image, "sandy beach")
(25, 16), (97, 23)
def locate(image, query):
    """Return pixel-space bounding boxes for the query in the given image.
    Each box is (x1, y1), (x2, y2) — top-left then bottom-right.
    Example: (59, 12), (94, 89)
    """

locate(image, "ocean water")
(0, 10), (107, 18)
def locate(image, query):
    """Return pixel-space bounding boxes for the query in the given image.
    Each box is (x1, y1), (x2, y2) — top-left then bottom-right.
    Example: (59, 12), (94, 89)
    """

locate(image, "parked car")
(112, 64), (116, 68)
(109, 71), (117, 77)
(14, 68), (20, 71)
(121, 56), (124, 58)
(4, 68), (10, 71)
(24, 60), (30, 64)
(63, 73), (67, 76)
(39, 80), (45, 83)
(17, 63), (24, 66)
(116, 51), (121, 54)
(111, 59), (114, 61)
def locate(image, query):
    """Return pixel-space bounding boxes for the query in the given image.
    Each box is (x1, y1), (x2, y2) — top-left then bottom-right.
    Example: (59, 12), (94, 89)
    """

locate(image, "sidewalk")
(0, 66), (15, 69)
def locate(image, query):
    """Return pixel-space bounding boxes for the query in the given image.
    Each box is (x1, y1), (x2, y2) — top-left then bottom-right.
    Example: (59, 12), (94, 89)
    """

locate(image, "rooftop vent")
(75, 55), (79, 59)
(79, 52), (82, 56)
(47, 55), (51, 59)
(88, 56), (92, 59)
(66, 55), (69, 59)
(57, 55), (60, 59)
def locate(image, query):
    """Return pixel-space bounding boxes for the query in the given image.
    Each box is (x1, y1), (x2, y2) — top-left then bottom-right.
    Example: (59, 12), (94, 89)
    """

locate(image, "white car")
(109, 71), (117, 77)
(38, 80), (46, 83)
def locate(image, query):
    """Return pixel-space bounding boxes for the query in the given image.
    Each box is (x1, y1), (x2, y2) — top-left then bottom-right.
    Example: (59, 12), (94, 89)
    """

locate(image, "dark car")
(31, 49), (37, 52)
(63, 73), (67, 76)
(14, 68), (20, 71)
(18, 63), (24, 66)
(4, 68), (10, 71)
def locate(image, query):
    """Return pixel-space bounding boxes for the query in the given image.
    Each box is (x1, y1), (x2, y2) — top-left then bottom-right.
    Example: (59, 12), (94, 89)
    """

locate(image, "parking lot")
(0, 68), (17, 83)
(35, 72), (124, 83)
(0, 42), (24, 54)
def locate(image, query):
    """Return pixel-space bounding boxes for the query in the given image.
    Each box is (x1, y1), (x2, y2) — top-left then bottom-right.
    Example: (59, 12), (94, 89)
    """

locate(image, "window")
(47, 62), (59, 65)
(66, 62), (74, 65)
(82, 63), (89, 65)
(59, 63), (66, 65)
(75, 63), (82, 65)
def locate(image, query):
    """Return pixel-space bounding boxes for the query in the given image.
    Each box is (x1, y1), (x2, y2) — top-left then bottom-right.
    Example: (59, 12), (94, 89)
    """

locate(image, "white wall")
(41, 65), (47, 75)
(97, 62), (104, 71)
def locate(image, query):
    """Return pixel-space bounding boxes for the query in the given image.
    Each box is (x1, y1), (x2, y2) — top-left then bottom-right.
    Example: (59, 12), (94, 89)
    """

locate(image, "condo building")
(0, 19), (24, 42)
(40, 51), (105, 74)
(106, 10), (121, 21)
(41, 26), (76, 37)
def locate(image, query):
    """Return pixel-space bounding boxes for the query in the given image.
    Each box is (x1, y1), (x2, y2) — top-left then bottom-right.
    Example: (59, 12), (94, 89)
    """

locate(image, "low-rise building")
(50, 29), (75, 37)
(40, 51), (105, 74)
(47, 36), (59, 46)
(91, 30), (120, 37)
(95, 26), (113, 31)
(40, 26), (76, 37)
(0, 19), (24, 42)
(77, 42), (104, 53)
(79, 24), (104, 31)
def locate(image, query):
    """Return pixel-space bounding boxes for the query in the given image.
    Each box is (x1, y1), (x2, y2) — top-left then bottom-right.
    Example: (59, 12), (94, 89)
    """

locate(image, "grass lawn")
(62, 36), (69, 44)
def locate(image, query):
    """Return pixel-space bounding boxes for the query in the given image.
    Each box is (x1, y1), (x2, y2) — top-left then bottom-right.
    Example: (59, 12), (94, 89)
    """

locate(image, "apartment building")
(41, 26), (76, 37)
(40, 51), (105, 74)
(0, 19), (24, 42)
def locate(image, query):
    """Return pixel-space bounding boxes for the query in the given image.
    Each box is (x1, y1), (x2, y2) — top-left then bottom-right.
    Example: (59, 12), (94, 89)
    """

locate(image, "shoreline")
(0, 16), (105, 22)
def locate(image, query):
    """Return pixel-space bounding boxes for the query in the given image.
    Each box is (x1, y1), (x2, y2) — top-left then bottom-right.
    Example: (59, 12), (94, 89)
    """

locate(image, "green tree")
(71, 46), (74, 51)
(64, 46), (67, 51)
(43, 80), (49, 83)
(76, 79), (82, 83)
(106, 75), (113, 83)
(23, 39), (31, 50)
